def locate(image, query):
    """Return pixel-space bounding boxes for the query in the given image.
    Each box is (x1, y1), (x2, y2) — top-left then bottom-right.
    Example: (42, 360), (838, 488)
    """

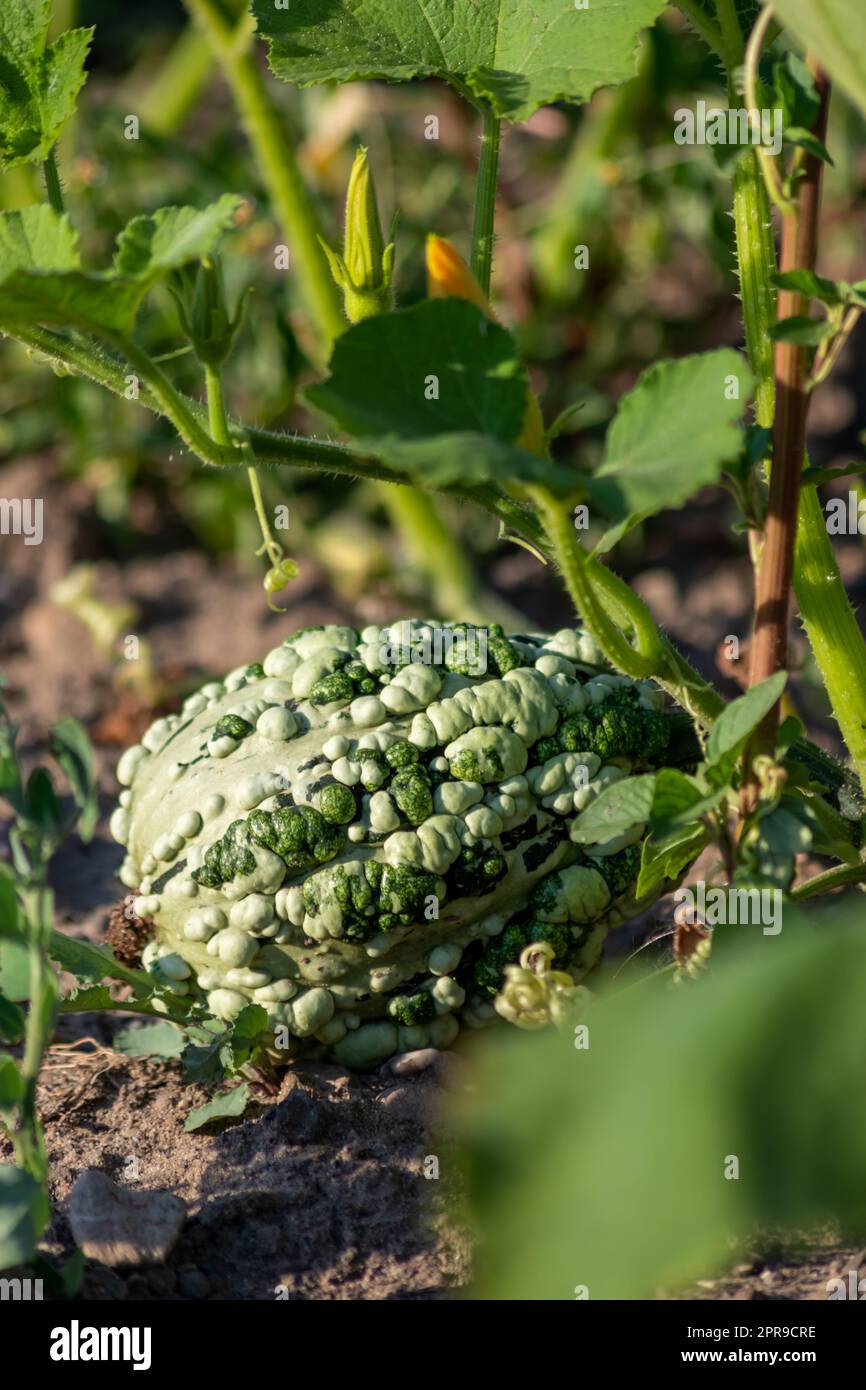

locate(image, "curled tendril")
(494, 941), (591, 1031)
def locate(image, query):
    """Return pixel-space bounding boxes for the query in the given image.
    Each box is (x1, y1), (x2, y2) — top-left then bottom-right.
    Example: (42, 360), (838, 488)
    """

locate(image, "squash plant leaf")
(254, 0), (667, 122)
(769, 0), (866, 124)
(706, 671), (788, 771)
(570, 774), (657, 845)
(111, 196), (244, 279)
(591, 349), (751, 549)
(0, 197), (242, 336)
(307, 299), (573, 490)
(0, 0), (93, 169)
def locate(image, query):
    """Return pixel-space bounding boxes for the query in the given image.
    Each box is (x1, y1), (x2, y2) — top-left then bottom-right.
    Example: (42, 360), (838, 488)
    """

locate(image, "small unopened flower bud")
(320, 148), (394, 323)
(425, 235), (492, 317)
(169, 256), (247, 367)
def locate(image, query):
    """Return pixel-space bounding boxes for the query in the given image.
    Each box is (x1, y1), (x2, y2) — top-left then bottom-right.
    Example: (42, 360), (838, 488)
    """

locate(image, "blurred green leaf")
(0, 1052), (24, 1107)
(0, 1163), (49, 1270)
(772, 269), (842, 305)
(768, 0), (866, 124)
(0, 992), (25, 1043)
(0, 199), (242, 335)
(0, 938), (30, 1003)
(453, 916), (866, 1299)
(50, 716), (98, 841)
(24, 767), (59, 836)
(773, 51), (821, 131)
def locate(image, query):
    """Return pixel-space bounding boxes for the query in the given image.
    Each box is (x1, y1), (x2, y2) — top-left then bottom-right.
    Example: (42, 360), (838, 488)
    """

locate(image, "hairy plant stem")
(743, 66), (830, 809)
(528, 484), (662, 678)
(731, 78), (866, 791)
(43, 147), (64, 216)
(205, 362), (283, 575)
(470, 105), (501, 298)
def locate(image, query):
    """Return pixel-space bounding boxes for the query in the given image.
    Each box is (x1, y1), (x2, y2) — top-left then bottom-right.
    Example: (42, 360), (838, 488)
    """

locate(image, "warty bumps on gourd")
(111, 621), (676, 1068)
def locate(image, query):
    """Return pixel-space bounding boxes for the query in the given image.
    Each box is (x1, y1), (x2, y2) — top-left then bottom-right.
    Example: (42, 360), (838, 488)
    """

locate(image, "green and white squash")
(111, 621), (676, 1067)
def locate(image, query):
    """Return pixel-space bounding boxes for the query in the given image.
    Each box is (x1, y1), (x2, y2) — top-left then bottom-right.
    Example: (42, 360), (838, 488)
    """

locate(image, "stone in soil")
(67, 1169), (187, 1267)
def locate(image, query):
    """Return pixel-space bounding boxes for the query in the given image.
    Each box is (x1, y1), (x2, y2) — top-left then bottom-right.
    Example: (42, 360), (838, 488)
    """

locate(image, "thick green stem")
(17, 884), (53, 1183)
(182, 0), (345, 355)
(732, 147), (866, 788)
(529, 484), (660, 678)
(470, 105), (501, 298)
(43, 147), (64, 215)
(204, 363), (231, 447)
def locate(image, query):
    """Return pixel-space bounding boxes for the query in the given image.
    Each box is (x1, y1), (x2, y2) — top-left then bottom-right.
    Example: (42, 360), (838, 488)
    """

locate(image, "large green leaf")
(308, 300), (573, 491)
(255, 0), (667, 122)
(769, 0), (866, 123)
(452, 914), (866, 1299)
(591, 350), (750, 547)
(0, 0), (93, 169)
(307, 300), (527, 440)
(0, 198), (242, 336)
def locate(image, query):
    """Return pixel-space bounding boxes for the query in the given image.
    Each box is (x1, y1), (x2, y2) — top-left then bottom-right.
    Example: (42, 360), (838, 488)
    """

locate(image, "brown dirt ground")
(2, 453), (865, 1301)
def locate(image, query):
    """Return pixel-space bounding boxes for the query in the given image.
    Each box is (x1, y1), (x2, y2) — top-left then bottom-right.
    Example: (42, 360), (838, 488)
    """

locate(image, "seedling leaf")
(185, 1082), (251, 1132)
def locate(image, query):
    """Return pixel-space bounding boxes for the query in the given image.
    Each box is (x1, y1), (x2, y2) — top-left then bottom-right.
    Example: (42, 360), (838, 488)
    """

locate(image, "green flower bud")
(169, 256), (247, 367)
(320, 148), (395, 323)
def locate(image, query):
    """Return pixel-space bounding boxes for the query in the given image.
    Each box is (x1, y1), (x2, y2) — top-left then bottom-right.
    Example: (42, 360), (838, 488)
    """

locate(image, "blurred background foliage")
(2, 1), (863, 615)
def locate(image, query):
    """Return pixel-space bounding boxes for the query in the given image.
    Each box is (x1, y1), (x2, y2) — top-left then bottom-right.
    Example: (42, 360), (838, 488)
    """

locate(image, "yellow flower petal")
(425, 235), (493, 318)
